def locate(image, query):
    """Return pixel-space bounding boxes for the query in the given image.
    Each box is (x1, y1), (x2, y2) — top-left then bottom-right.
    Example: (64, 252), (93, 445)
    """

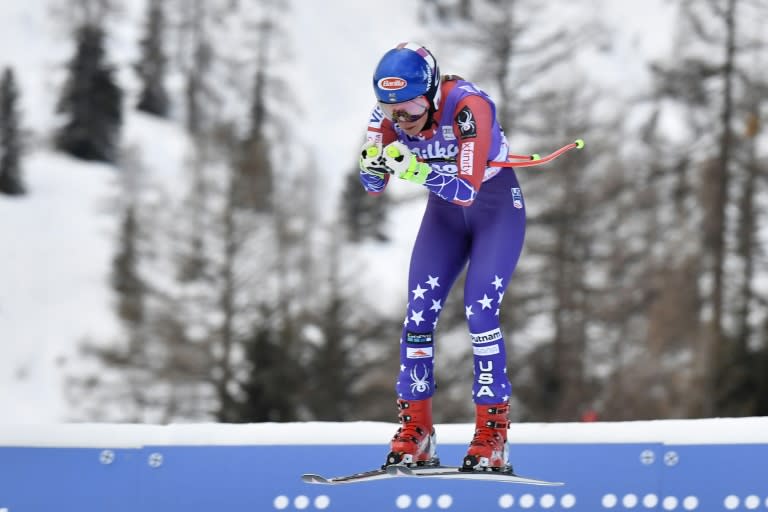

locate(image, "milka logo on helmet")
(378, 77), (407, 90)
(471, 328), (502, 344)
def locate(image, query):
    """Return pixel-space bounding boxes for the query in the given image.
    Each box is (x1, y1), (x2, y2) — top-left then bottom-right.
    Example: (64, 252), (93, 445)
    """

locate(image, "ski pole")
(421, 139), (584, 167)
(490, 139), (585, 168)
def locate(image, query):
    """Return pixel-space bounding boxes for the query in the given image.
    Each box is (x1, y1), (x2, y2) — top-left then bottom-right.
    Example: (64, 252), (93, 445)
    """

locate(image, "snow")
(0, 152), (118, 422)
(588, 0), (677, 92)
(1, 416), (767, 448)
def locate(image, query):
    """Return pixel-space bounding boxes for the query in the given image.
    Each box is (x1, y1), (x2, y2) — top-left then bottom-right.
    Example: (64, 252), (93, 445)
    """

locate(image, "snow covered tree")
(234, 20), (275, 212)
(648, 0), (768, 417)
(506, 88), (612, 422)
(304, 224), (402, 421)
(72, 0), (291, 423)
(0, 67), (24, 196)
(172, 0), (218, 137)
(135, 0), (170, 117)
(55, 23), (123, 163)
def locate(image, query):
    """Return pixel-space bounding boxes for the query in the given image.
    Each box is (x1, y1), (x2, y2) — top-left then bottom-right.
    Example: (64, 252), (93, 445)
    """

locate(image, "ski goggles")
(378, 96), (430, 123)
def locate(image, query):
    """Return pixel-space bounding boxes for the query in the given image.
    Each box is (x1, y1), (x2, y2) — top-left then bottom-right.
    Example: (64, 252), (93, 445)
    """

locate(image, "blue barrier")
(0, 421), (767, 511)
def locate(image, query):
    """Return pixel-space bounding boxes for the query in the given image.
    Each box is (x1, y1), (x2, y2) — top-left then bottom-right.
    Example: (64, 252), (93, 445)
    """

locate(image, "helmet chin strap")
(422, 73), (444, 128)
(422, 109), (436, 132)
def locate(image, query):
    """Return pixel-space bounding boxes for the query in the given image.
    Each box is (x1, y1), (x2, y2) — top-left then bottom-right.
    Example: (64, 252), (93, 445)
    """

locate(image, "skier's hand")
(359, 141), (389, 193)
(359, 141), (390, 177)
(383, 141), (431, 185)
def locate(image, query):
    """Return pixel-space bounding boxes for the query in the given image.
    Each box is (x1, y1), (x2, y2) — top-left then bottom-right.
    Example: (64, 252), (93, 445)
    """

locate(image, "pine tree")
(112, 204), (145, 332)
(341, 167), (390, 242)
(648, 0), (768, 417)
(234, 20), (275, 212)
(0, 67), (24, 196)
(176, 0), (216, 137)
(235, 315), (305, 422)
(236, 135), (273, 212)
(135, 0), (169, 117)
(55, 23), (123, 163)
(304, 232), (402, 421)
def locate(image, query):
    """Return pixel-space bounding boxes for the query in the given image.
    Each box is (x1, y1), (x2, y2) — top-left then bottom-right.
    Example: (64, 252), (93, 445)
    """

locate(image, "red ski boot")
(462, 403), (510, 472)
(385, 398), (438, 467)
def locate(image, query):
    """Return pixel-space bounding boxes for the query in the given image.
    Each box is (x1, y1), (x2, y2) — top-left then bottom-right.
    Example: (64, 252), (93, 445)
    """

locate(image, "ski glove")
(359, 141), (390, 177)
(359, 141), (389, 193)
(383, 141), (431, 185)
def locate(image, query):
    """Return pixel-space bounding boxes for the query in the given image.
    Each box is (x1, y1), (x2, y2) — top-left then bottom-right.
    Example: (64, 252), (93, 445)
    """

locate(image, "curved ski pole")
(490, 139), (585, 168)
(421, 139), (584, 168)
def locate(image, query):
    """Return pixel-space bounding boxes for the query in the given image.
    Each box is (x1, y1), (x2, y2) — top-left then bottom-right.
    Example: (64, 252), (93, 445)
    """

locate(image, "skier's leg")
(461, 171), (526, 469)
(388, 194), (470, 466)
(464, 172), (525, 404)
(397, 194), (471, 402)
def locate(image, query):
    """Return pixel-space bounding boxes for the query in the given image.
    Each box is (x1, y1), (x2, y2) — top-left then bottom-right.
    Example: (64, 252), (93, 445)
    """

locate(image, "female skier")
(359, 42), (525, 472)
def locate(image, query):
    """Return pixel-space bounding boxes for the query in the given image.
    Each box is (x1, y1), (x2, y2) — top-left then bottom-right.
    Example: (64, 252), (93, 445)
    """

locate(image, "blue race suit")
(362, 78), (525, 405)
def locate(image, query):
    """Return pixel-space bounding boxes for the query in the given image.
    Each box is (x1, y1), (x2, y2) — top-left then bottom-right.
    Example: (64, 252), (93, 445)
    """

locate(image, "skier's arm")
(448, 95), (493, 204)
(359, 105), (398, 195)
(384, 95), (494, 206)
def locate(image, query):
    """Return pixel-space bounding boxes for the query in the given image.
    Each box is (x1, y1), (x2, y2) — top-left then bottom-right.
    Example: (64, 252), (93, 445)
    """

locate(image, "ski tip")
(508, 476), (564, 486)
(502, 475), (565, 486)
(530, 480), (565, 487)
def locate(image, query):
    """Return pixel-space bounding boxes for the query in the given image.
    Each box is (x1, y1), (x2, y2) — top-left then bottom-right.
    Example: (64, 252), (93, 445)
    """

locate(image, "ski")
(301, 467), (394, 485)
(302, 464), (563, 486)
(386, 464), (564, 486)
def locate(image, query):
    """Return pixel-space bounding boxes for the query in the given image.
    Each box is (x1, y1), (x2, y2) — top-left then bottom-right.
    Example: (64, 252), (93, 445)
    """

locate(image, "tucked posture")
(359, 43), (526, 472)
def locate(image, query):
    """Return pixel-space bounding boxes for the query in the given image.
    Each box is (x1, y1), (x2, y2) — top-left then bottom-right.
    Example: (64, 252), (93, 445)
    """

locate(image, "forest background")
(0, 0), (766, 425)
